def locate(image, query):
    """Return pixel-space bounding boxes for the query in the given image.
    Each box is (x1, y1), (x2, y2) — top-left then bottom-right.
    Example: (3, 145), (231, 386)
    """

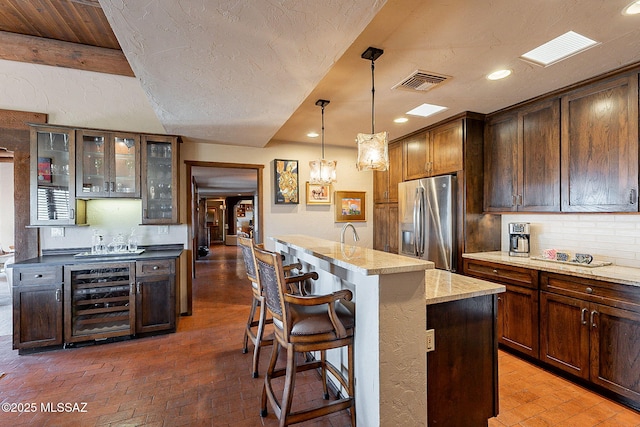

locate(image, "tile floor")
(0, 244), (638, 426)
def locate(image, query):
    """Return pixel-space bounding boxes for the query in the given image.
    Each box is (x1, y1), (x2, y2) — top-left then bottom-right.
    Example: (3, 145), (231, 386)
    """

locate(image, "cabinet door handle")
(153, 265), (159, 270)
(110, 182), (115, 192)
(590, 310), (598, 328)
(518, 194), (523, 206)
(512, 195), (516, 206)
(492, 269), (498, 274)
(581, 308), (588, 325)
(630, 189), (637, 205)
(55, 289), (61, 302)
(585, 287), (593, 294)
(70, 208), (75, 219)
(34, 274), (43, 278)
(136, 283), (141, 294)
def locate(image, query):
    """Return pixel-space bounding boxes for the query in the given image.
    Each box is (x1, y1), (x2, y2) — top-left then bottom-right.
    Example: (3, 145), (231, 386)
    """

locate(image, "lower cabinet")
(12, 266), (63, 350)
(540, 273), (640, 406)
(463, 259), (539, 358)
(12, 257), (177, 352)
(135, 259), (176, 334)
(373, 203), (398, 253)
(427, 295), (498, 426)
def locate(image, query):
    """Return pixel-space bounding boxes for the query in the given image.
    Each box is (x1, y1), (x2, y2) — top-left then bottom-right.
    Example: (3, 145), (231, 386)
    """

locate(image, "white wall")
(502, 214), (640, 268)
(180, 140), (374, 250)
(0, 162), (14, 250)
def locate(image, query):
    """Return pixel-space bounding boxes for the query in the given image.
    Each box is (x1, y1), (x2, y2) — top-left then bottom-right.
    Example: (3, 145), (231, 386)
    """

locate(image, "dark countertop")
(9, 248), (183, 268)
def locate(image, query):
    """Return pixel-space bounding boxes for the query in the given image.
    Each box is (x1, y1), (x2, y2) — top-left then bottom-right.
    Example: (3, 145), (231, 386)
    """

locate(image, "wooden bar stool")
(238, 237), (317, 378)
(254, 245), (355, 427)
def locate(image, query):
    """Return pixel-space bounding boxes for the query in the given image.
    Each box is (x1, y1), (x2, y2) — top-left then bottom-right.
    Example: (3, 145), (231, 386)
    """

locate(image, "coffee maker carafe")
(509, 222), (530, 257)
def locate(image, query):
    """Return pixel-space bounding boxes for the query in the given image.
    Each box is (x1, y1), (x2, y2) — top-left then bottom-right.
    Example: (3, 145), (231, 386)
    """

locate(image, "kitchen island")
(272, 235), (504, 426)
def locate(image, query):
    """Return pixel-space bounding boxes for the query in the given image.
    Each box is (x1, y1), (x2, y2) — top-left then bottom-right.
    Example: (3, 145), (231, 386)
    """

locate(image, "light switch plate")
(158, 226), (169, 235)
(426, 329), (435, 352)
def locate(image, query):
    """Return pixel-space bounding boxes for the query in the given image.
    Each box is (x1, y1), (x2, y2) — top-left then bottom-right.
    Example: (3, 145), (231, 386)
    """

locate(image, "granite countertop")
(425, 269), (505, 305)
(9, 248), (183, 268)
(272, 234), (434, 275)
(463, 251), (640, 287)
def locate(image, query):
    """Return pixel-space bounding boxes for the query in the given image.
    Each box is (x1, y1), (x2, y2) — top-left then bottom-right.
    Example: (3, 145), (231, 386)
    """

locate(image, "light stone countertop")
(272, 235), (434, 275)
(425, 269), (505, 305)
(463, 251), (640, 287)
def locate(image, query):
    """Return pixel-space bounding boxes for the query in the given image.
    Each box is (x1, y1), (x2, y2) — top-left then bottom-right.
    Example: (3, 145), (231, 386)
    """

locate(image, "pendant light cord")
(321, 103), (325, 159)
(370, 59), (376, 134)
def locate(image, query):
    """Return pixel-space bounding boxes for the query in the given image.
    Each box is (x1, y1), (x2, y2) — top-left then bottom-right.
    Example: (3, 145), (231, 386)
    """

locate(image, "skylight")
(520, 31), (599, 67)
(406, 103), (447, 118)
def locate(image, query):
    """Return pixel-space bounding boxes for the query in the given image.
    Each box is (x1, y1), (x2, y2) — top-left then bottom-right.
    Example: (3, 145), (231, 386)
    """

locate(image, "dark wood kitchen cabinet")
(135, 259), (176, 334)
(560, 74), (639, 212)
(463, 259), (539, 358)
(141, 134), (179, 224)
(427, 294), (499, 426)
(29, 124), (83, 226)
(484, 98), (560, 212)
(12, 266), (63, 351)
(373, 140), (401, 253)
(373, 141), (402, 204)
(75, 129), (141, 198)
(403, 119), (463, 180)
(540, 272), (640, 407)
(373, 203), (398, 253)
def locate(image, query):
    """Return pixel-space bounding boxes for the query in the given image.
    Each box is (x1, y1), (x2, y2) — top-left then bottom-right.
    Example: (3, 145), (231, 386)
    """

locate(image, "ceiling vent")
(392, 70), (449, 92)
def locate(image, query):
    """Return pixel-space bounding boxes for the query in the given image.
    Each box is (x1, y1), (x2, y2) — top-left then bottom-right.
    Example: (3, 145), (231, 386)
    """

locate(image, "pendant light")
(356, 46), (389, 172)
(309, 99), (337, 184)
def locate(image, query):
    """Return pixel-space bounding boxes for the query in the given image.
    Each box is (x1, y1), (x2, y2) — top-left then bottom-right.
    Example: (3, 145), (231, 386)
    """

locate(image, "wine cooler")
(64, 262), (135, 344)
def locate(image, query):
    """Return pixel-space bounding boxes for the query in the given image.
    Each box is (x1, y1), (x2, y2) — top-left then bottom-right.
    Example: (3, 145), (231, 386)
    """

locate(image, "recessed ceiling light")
(394, 117), (409, 123)
(487, 69), (512, 80)
(520, 31), (599, 67)
(406, 103), (447, 118)
(307, 132), (319, 138)
(623, 1), (640, 14)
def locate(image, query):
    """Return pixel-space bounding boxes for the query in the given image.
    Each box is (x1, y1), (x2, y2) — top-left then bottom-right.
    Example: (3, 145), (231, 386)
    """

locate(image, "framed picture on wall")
(274, 159), (299, 204)
(335, 191), (366, 222)
(306, 182), (331, 205)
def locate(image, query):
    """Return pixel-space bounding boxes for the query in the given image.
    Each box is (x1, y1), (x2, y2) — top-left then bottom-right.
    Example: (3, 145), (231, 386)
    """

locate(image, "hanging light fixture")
(309, 99), (337, 184)
(356, 46), (389, 171)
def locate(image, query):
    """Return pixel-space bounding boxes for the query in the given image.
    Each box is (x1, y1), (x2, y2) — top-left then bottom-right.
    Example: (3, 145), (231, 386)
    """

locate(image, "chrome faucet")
(340, 222), (360, 244)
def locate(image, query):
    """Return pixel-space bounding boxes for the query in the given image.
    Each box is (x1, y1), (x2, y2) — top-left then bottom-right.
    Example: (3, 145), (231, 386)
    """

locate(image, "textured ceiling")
(99, 0), (640, 151)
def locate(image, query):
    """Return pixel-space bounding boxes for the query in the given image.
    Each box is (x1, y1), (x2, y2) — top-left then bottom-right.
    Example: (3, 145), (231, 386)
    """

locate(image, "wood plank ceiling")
(0, 0), (132, 76)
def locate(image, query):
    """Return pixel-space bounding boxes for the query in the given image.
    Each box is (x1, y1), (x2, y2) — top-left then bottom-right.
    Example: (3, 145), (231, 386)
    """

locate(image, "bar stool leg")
(252, 295), (267, 378)
(321, 350), (329, 400)
(261, 340), (280, 418)
(281, 344), (298, 427)
(243, 295), (259, 354)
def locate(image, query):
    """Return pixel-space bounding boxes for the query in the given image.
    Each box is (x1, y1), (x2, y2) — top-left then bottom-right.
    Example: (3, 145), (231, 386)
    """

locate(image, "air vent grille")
(392, 70), (449, 92)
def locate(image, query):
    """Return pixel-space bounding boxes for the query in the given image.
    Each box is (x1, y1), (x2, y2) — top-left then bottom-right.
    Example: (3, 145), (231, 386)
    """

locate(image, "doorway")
(0, 153), (15, 336)
(185, 161), (264, 315)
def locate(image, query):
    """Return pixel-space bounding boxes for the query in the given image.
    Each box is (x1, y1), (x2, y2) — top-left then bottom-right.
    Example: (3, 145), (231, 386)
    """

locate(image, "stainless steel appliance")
(398, 175), (456, 271)
(508, 222), (530, 257)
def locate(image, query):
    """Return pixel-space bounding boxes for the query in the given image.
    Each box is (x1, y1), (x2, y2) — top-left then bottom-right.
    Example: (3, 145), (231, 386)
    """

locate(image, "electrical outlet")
(158, 226), (169, 235)
(426, 329), (435, 352)
(51, 227), (65, 237)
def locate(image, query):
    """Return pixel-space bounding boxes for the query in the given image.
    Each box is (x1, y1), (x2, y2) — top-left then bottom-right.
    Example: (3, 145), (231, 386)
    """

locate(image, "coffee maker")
(509, 222), (530, 257)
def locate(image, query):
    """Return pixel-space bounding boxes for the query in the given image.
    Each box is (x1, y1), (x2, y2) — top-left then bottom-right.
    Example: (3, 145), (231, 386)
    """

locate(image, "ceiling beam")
(0, 30), (134, 77)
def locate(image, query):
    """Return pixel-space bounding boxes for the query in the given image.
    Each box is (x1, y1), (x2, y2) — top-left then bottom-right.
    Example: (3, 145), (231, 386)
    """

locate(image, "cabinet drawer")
(540, 272), (640, 313)
(14, 266), (62, 286)
(136, 259), (175, 276)
(463, 259), (538, 289)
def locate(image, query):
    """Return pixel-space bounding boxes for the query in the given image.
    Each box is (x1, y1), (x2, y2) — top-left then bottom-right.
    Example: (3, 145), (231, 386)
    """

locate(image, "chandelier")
(356, 46), (389, 172)
(309, 99), (337, 184)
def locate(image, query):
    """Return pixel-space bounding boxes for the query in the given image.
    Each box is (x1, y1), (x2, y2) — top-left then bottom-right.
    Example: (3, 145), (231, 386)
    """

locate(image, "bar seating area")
(253, 244), (355, 427)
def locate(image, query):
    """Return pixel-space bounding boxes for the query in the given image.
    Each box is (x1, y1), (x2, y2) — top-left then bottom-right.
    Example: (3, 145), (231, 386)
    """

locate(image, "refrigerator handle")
(418, 187), (426, 257)
(413, 188), (421, 256)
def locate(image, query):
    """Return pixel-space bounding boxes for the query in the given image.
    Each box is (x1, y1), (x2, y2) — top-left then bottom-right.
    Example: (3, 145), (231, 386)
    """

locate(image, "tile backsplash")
(502, 214), (640, 268)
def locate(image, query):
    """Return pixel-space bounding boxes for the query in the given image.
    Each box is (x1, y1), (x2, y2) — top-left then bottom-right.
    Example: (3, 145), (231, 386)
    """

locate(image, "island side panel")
(379, 271), (427, 427)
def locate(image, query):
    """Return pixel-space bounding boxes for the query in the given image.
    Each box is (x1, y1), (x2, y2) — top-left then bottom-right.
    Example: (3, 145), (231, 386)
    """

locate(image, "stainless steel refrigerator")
(398, 175), (456, 271)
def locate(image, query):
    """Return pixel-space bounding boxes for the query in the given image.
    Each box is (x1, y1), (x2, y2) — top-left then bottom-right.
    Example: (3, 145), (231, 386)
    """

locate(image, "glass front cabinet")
(76, 129), (140, 199)
(29, 125), (78, 225)
(141, 135), (179, 224)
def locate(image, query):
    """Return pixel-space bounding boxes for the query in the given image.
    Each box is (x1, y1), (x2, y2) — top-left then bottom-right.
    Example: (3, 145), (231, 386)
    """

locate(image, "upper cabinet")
(141, 134), (179, 224)
(373, 141), (402, 203)
(29, 125), (79, 226)
(484, 98), (560, 212)
(403, 120), (464, 180)
(560, 74), (639, 212)
(76, 129), (141, 199)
